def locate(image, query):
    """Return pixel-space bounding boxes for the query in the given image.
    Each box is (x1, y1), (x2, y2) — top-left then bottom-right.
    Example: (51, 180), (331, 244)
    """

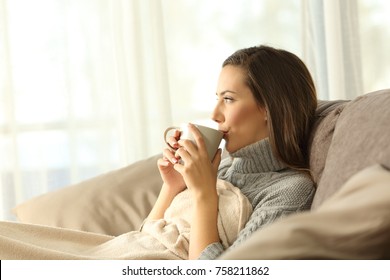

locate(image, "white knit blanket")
(0, 179), (252, 259)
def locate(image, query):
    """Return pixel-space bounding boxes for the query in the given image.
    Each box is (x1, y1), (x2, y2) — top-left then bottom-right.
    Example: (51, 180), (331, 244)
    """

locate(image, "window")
(162, 0), (301, 125)
(359, 0), (390, 92)
(1, 0), (389, 220)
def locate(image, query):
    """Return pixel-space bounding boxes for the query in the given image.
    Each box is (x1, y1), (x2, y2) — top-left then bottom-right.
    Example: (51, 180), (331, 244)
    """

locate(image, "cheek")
(229, 105), (260, 129)
(227, 109), (244, 127)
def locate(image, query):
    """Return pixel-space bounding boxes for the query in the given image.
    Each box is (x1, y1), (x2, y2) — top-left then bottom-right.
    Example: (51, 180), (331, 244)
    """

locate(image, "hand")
(165, 129), (181, 150)
(172, 124), (221, 259)
(158, 129), (186, 195)
(173, 124), (222, 197)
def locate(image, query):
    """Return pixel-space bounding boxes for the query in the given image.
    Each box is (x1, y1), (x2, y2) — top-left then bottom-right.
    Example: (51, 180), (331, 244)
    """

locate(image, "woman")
(0, 45), (316, 260)
(149, 45), (317, 259)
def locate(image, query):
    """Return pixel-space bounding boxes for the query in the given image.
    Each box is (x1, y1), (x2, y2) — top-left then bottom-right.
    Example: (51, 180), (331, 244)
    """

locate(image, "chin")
(226, 140), (254, 153)
(225, 143), (238, 154)
(225, 138), (248, 153)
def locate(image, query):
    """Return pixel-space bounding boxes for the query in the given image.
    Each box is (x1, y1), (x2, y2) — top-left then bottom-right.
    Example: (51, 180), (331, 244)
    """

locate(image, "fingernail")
(172, 158), (178, 164)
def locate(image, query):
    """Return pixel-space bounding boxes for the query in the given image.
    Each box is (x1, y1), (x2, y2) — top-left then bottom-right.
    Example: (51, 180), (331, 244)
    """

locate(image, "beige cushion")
(312, 89), (390, 209)
(13, 155), (162, 236)
(220, 164), (390, 259)
(308, 100), (348, 184)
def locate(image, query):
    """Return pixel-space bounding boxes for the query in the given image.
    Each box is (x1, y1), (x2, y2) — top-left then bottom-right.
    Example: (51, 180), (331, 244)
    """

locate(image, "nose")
(211, 102), (223, 124)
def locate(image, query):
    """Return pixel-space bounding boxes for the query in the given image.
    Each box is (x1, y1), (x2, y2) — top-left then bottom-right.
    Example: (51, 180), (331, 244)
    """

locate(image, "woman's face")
(212, 65), (269, 153)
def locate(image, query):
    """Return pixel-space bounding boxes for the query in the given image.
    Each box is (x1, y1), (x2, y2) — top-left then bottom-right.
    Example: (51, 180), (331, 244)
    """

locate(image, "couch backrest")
(309, 89), (390, 209)
(308, 99), (349, 185)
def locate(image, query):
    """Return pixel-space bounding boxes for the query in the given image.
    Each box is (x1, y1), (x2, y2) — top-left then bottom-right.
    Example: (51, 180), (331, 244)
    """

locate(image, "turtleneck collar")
(227, 138), (287, 173)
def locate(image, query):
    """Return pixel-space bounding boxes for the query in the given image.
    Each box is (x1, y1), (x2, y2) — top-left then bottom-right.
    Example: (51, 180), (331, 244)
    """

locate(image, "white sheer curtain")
(108, 0), (172, 160)
(1, 0), (390, 220)
(0, 0), (171, 220)
(1, 0), (304, 220)
(302, 0), (364, 100)
(358, 0), (390, 93)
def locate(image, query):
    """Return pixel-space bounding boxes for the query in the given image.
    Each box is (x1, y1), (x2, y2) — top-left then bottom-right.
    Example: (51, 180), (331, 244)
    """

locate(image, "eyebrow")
(216, 90), (238, 96)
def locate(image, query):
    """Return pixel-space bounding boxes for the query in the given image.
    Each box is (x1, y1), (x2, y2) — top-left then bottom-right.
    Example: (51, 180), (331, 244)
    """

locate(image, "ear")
(258, 105), (268, 121)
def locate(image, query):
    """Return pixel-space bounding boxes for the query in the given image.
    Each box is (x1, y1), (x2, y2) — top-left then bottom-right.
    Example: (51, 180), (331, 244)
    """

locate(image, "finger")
(211, 148), (222, 171)
(176, 144), (201, 166)
(163, 148), (179, 164)
(157, 157), (170, 168)
(170, 130), (182, 148)
(188, 124), (207, 155)
(177, 139), (198, 155)
(167, 135), (180, 149)
(173, 161), (184, 174)
(173, 129), (181, 139)
(175, 147), (190, 163)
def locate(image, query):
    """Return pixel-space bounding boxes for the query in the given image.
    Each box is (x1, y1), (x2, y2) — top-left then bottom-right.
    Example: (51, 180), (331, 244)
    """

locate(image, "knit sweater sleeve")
(198, 174), (315, 260)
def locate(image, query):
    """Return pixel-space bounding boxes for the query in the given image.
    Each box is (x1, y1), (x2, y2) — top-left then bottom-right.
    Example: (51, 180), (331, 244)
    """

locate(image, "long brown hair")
(223, 45), (317, 172)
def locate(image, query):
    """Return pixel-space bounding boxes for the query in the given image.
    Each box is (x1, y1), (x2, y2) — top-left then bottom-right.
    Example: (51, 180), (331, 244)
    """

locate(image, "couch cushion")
(308, 100), (349, 184)
(312, 89), (390, 209)
(13, 154), (163, 236)
(219, 164), (390, 259)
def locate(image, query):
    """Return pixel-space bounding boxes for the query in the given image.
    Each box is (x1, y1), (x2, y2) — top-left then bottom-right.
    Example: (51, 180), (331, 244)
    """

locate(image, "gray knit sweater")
(198, 138), (315, 259)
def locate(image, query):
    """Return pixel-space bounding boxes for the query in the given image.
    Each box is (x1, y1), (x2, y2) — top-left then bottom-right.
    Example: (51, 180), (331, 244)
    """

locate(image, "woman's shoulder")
(251, 169), (315, 210)
(274, 169), (315, 195)
(276, 167), (314, 185)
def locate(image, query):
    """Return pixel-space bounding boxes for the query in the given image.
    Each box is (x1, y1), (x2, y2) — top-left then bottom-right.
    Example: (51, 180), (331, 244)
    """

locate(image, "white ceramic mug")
(164, 124), (223, 160)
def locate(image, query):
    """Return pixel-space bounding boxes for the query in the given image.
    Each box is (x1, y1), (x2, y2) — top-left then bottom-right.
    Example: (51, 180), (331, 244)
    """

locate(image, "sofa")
(13, 89), (390, 259)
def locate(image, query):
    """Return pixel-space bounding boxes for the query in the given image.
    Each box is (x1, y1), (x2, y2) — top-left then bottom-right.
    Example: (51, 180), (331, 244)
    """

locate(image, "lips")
(219, 129), (229, 139)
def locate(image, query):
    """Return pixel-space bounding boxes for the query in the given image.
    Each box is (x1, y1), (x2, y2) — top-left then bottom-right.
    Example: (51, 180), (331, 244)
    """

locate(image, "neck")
(229, 138), (286, 173)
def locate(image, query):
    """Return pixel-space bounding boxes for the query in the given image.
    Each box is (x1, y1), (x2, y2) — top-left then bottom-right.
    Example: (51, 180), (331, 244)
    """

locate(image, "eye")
(215, 93), (235, 103)
(223, 96), (234, 103)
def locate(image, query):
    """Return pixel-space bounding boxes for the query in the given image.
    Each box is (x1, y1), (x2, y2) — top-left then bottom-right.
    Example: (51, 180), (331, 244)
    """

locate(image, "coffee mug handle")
(163, 126), (180, 150)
